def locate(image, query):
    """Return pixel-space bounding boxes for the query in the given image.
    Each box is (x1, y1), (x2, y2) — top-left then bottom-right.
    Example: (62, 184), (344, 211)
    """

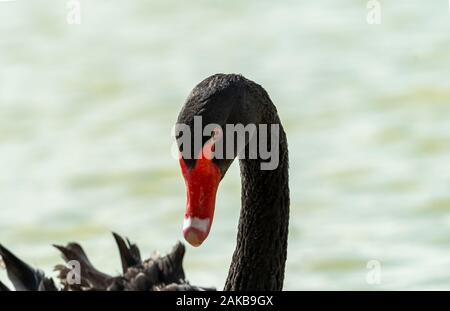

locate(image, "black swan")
(0, 74), (289, 291)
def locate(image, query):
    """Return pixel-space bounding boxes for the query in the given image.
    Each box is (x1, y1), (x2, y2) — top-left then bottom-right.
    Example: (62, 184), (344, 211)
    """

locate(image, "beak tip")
(183, 229), (205, 247)
(183, 217), (211, 247)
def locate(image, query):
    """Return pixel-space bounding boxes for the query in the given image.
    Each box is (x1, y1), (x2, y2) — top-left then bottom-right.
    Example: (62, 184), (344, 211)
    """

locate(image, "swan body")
(0, 233), (210, 291)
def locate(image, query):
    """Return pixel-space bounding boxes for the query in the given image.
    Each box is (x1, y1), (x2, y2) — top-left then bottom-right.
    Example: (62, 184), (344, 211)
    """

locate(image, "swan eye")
(201, 139), (216, 160)
(204, 127), (221, 158)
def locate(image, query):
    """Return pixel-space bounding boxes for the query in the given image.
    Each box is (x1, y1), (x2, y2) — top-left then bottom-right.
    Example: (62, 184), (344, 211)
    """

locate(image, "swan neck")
(224, 125), (289, 291)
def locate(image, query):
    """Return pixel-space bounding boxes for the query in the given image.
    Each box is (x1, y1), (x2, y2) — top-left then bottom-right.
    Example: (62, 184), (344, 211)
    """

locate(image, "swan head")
(176, 74), (251, 247)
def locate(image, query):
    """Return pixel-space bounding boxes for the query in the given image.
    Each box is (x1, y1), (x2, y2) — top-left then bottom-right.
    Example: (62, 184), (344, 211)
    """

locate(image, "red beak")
(180, 142), (221, 247)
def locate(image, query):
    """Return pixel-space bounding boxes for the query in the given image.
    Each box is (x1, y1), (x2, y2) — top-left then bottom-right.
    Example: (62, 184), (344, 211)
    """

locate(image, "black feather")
(0, 280), (10, 291)
(112, 232), (141, 273)
(0, 244), (46, 291)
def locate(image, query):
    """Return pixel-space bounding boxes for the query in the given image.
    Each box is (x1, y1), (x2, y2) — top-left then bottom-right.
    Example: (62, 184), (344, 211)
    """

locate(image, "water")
(0, 1), (449, 290)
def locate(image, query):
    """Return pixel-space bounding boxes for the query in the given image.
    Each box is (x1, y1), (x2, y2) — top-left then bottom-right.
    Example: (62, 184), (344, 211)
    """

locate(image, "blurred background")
(0, 1), (449, 290)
